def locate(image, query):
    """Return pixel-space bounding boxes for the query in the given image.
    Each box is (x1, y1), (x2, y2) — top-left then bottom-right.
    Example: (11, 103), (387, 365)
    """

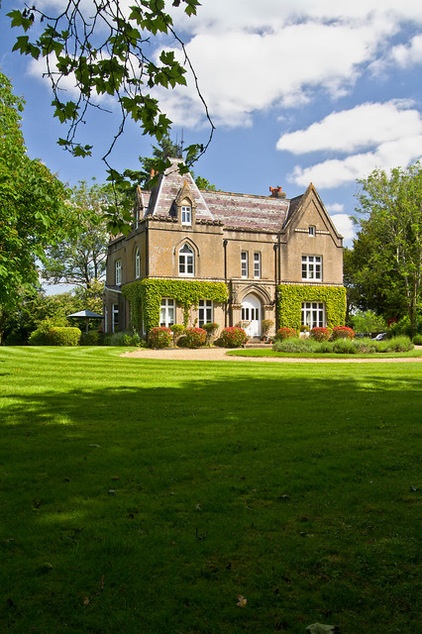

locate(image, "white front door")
(241, 294), (261, 338)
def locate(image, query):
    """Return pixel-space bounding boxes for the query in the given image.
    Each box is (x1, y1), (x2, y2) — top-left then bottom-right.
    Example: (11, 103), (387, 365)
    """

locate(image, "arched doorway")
(241, 294), (261, 338)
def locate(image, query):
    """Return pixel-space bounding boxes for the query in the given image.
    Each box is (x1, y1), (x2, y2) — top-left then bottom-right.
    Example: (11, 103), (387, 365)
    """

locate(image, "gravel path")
(122, 347), (422, 363)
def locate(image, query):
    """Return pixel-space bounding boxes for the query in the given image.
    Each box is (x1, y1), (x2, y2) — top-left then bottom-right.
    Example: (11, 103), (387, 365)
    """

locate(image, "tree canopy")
(0, 71), (67, 318)
(350, 162), (422, 335)
(7, 0), (214, 174)
(42, 180), (113, 290)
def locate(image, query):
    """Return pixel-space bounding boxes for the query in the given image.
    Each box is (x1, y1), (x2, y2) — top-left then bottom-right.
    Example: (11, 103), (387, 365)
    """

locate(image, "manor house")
(104, 159), (345, 338)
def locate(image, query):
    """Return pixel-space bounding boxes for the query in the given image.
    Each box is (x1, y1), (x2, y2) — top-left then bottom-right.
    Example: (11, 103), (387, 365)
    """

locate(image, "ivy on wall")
(123, 279), (228, 333)
(277, 284), (346, 329)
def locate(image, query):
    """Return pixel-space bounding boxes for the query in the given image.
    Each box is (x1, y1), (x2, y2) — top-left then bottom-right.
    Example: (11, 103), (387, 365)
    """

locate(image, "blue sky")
(1, 0), (422, 251)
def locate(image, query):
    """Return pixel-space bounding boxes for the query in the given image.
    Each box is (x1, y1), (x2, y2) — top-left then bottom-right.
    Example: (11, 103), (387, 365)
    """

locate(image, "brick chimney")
(269, 186), (286, 199)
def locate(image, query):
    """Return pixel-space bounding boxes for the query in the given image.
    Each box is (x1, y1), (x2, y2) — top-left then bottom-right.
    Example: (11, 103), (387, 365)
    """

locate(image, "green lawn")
(1, 347), (421, 633)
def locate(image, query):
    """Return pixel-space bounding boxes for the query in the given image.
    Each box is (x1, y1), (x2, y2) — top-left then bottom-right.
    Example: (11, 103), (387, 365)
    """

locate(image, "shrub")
(183, 327), (207, 348)
(351, 310), (387, 335)
(202, 321), (219, 344)
(353, 338), (378, 354)
(28, 328), (51, 346)
(331, 325), (355, 340)
(310, 327), (331, 341)
(272, 338), (317, 353)
(216, 326), (248, 348)
(331, 338), (357, 354)
(413, 334), (422, 345)
(148, 327), (172, 349)
(377, 336), (413, 353)
(49, 327), (81, 346)
(261, 319), (274, 336)
(170, 324), (185, 346)
(104, 331), (142, 347)
(275, 327), (298, 341)
(28, 318), (60, 346)
(80, 331), (101, 346)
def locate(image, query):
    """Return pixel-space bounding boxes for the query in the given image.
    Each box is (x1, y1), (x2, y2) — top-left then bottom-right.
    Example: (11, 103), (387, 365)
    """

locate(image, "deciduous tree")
(0, 71), (67, 334)
(42, 181), (112, 292)
(352, 163), (422, 335)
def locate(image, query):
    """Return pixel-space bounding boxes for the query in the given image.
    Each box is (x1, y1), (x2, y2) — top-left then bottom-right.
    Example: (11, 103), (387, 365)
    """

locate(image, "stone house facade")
(104, 159), (345, 338)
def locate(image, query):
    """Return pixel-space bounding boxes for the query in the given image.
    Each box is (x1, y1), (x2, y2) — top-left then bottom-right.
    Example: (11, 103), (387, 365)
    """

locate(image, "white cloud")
(159, 21), (384, 128)
(288, 134), (422, 188)
(171, 1), (422, 34)
(326, 202), (344, 213)
(330, 213), (355, 245)
(389, 34), (422, 67)
(277, 102), (422, 188)
(277, 101), (422, 154)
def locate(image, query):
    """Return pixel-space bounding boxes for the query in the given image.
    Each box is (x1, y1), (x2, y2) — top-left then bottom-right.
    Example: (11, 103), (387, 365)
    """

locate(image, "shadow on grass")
(1, 362), (421, 633)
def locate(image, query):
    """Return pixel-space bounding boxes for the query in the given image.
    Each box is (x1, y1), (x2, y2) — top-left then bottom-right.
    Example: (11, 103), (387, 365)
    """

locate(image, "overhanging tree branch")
(8, 0), (213, 174)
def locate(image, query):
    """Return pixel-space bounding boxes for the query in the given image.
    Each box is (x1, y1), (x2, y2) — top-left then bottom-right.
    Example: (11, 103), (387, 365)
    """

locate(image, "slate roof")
(141, 158), (296, 233)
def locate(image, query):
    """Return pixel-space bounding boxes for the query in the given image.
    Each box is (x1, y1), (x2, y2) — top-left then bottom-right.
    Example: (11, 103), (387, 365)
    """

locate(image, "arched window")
(179, 243), (194, 276)
(135, 248), (141, 279)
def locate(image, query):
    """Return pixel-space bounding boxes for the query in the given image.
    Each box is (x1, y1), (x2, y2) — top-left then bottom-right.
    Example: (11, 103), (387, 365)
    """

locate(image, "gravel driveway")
(122, 347), (422, 363)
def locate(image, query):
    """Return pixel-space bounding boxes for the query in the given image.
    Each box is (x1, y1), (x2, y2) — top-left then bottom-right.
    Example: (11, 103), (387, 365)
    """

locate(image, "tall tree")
(42, 181), (112, 291)
(0, 71), (67, 333)
(352, 163), (422, 335)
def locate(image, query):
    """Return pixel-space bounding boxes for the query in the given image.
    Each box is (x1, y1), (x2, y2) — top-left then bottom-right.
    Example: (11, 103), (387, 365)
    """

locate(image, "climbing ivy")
(123, 279), (228, 333)
(277, 284), (346, 329)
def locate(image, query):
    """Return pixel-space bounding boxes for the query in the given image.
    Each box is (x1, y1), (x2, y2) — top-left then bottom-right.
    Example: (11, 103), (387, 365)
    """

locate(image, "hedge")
(277, 284), (346, 330)
(123, 279), (228, 333)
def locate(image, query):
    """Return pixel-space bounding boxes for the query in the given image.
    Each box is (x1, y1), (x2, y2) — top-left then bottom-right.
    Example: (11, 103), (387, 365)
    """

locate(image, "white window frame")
(241, 251), (248, 278)
(302, 302), (325, 329)
(115, 259), (122, 285)
(179, 243), (194, 276)
(160, 298), (175, 327)
(253, 252), (261, 279)
(181, 205), (192, 226)
(135, 248), (141, 279)
(302, 255), (322, 281)
(112, 303), (119, 332)
(198, 299), (213, 327)
(308, 225), (316, 237)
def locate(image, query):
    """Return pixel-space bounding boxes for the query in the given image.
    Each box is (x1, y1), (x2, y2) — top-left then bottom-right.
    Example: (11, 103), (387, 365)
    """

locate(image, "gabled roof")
(145, 158), (214, 222)
(140, 158), (304, 233)
(201, 190), (289, 233)
(282, 183), (343, 240)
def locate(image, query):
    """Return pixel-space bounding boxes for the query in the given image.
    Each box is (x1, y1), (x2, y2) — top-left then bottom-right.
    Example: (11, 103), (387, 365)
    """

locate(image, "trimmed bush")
(331, 325), (355, 340)
(49, 327), (81, 346)
(148, 327), (172, 349)
(412, 334), (422, 345)
(275, 327), (298, 341)
(80, 331), (101, 346)
(216, 326), (248, 348)
(310, 327), (331, 341)
(183, 327), (207, 348)
(170, 324), (185, 346)
(104, 331), (142, 347)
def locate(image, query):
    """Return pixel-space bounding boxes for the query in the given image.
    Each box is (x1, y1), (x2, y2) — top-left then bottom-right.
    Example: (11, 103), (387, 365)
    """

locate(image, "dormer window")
(181, 205), (192, 226)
